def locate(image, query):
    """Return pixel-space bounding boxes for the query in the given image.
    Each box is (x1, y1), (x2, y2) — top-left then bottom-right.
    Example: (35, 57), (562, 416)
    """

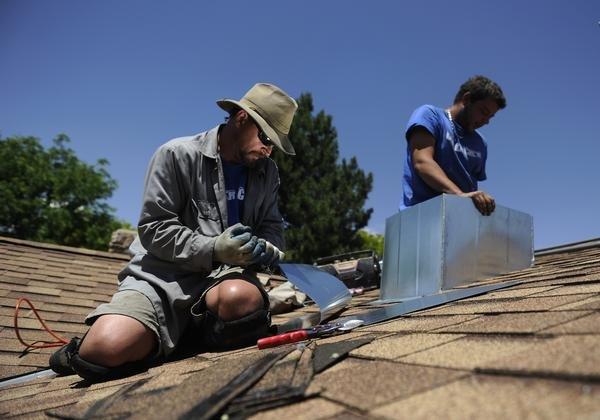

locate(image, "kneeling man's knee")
(201, 278), (271, 349)
(206, 279), (265, 320)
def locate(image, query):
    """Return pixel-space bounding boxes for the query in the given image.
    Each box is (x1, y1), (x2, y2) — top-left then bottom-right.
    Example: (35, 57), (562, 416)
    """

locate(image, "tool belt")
(314, 250), (381, 290)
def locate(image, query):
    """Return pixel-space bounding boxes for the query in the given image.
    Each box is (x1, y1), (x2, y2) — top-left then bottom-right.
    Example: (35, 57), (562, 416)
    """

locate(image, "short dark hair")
(228, 106), (241, 117)
(224, 106), (241, 123)
(454, 75), (506, 109)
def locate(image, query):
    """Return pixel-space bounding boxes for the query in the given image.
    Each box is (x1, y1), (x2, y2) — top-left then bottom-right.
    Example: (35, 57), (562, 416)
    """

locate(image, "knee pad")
(191, 270), (273, 350)
(68, 337), (148, 383)
(49, 335), (114, 382)
(202, 308), (273, 350)
(70, 352), (113, 382)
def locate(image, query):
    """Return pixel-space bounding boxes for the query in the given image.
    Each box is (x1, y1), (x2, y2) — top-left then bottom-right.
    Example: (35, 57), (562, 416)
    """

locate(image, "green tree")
(357, 230), (384, 259)
(0, 134), (127, 250)
(276, 93), (373, 262)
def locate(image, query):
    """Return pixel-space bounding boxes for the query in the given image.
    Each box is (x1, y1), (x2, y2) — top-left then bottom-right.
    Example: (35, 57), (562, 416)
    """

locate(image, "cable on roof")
(14, 297), (69, 350)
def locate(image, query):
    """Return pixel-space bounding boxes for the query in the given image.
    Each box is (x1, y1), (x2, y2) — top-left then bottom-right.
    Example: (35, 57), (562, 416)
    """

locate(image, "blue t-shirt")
(400, 105), (488, 209)
(222, 160), (247, 226)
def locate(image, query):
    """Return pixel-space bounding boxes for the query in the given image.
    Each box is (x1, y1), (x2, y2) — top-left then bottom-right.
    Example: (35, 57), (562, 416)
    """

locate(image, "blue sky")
(1, 1), (599, 250)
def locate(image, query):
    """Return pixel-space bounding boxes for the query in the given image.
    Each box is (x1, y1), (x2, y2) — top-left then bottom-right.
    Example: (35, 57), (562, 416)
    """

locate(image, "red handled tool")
(257, 319), (364, 350)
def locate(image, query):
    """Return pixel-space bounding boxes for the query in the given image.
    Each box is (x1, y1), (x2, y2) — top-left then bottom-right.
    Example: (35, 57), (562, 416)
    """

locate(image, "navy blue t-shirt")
(400, 105), (488, 209)
(222, 160), (247, 226)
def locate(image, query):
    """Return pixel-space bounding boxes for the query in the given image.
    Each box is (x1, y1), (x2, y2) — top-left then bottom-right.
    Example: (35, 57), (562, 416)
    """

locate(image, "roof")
(1, 235), (599, 418)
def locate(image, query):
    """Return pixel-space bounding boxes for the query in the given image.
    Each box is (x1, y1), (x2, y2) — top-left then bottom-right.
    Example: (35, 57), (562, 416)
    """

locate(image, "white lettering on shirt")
(226, 187), (245, 201)
(454, 142), (481, 158)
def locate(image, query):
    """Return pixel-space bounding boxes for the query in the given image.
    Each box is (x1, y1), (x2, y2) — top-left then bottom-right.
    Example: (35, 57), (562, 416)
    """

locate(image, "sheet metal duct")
(279, 263), (352, 322)
(381, 194), (534, 301)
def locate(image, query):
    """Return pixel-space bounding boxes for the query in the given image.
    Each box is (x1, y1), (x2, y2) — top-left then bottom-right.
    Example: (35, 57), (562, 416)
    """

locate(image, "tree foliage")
(357, 230), (384, 259)
(276, 93), (374, 263)
(0, 134), (127, 250)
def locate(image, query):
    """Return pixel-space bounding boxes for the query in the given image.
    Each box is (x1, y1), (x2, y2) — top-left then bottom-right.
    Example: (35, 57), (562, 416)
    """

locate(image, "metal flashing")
(279, 263), (352, 322)
(381, 194), (534, 301)
(338, 280), (522, 327)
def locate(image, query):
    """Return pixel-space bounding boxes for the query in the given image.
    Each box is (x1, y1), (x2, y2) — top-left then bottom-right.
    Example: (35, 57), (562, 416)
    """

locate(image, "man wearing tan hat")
(49, 83), (298, 381)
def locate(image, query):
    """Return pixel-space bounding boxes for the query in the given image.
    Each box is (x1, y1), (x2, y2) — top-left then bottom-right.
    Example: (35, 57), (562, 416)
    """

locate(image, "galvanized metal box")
(381, 194), (534, 300)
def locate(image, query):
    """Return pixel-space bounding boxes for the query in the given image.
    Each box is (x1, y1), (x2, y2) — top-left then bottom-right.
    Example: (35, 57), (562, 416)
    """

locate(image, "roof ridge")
(0, 235), (130, 261)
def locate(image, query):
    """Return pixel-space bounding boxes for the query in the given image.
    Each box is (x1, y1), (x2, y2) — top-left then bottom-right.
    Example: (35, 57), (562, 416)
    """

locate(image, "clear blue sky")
(1, 1), (599, 250)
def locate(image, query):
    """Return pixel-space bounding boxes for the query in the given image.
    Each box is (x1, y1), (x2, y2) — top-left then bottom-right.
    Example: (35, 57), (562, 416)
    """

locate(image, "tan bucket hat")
(217, 83), (298, 155)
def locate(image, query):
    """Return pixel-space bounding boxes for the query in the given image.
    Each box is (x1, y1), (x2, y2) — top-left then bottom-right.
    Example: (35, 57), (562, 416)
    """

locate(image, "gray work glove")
(214, 223), (260, 266)
(255, 238), (284, 268)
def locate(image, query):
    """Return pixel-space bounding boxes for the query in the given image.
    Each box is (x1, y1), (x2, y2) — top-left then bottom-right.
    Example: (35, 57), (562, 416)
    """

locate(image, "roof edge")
(535, 237), (600, 256)
(0, 235), (130, 261)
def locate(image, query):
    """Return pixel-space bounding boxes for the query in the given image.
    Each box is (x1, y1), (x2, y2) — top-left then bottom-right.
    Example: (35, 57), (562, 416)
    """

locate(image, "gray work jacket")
(114, 125), (284, 354)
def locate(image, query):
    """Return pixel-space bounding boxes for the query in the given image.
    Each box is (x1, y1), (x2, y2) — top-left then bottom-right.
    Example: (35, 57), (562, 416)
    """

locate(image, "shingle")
(132, 359), (212, 394)
(6, 316), (88, 334)
(542, 312), (600, 334)
(0, 381), (47, 402)
(398, 335), (538, 370)
(0, 351), (51, 367)
(314, 331), (380, 346)
(0, 327), (75, 342)
(488, 335), (600, 378)
(251, 359), (297, 391)
(435, 311), (591, 334)
(510, 273), (600, 289)
(248, 397), (347, 420)
(0, 275), (31, 287)
(0, 365), (40, 380)
(0, 307), (15, 317)
(0, 387), (85, 416)
(0, 337), (46, 353)
(60, 290), (113, 302)
(371, 374), (600, 420)
(310, 358), (465, 411)
(44, 375), (160, 419)
(32, 303), (91, 315)
(551, 295), (600, 311)
(420, 294), (594, 315)
(321, 411), (371, 420)
(459, 285), (560, 301)
(351, 333), (464, 360)
(54, 351), (281, 419)
(313, 337), (374, 373)
(10, 285), (62, 297)
(359, 315), (481, 333)
(5, 291), (99, 308)
(530, 283), (600, 297)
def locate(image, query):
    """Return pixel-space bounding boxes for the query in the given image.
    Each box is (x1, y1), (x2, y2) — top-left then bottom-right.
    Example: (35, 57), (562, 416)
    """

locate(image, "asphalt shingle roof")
(1, 235), (599, 419)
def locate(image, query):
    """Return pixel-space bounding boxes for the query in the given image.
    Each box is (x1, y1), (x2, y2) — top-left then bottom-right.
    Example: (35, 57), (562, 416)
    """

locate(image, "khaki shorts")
(86, 266), (269, 358)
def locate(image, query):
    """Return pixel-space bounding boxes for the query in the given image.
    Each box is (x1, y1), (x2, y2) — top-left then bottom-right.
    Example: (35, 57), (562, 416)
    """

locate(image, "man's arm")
(137, 144), (217, 272)
(409, 127), (495, 215)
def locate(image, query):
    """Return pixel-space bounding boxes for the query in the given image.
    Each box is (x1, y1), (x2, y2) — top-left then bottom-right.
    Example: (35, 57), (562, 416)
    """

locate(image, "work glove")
(214, 224), (260, 266)
(255, 238), (284, 268)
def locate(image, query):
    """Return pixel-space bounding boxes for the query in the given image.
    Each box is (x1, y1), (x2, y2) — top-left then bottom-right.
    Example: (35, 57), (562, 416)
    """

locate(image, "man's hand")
(254, 238), (284, 268)
(461, 191), (495, 216)
(214, 223), (260, 266)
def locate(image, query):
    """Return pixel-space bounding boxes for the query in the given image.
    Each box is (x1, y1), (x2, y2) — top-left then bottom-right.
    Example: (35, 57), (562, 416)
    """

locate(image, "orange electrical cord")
(14, 297), (69, 350)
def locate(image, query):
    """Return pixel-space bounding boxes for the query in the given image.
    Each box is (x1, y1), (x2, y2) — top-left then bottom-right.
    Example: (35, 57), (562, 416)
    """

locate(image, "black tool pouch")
(314, 250), (381, 290)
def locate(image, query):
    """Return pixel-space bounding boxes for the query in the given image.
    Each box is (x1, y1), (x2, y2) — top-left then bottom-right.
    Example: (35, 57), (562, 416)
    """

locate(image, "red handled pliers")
(257, 319), (364, 349)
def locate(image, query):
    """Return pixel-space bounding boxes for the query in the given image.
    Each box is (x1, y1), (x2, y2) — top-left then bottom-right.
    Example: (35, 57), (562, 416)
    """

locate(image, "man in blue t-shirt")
(401, 75), (506, 215)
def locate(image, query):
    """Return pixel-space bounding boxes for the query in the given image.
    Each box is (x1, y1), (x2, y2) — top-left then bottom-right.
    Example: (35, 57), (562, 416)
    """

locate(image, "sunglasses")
(258, 129), (275, 148)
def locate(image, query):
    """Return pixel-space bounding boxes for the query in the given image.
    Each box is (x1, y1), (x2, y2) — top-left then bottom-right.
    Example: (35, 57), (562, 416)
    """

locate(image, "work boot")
(49, 337), (80, 376)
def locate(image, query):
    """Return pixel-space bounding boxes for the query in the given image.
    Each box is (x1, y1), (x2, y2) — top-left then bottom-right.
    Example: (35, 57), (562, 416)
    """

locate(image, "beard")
(240, 150), (267, 168)
(457, 106), (475, 133)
